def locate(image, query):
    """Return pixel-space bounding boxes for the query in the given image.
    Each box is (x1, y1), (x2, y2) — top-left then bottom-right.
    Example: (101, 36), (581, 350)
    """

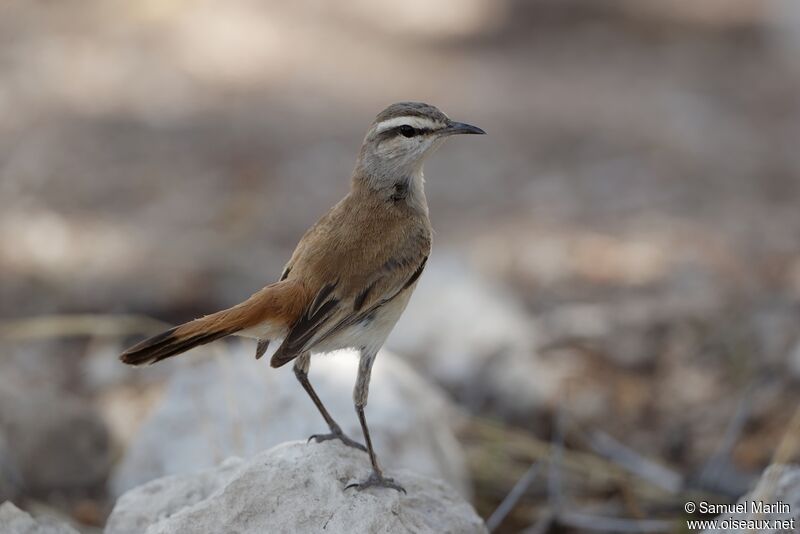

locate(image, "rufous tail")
(120, 280), (306, 365)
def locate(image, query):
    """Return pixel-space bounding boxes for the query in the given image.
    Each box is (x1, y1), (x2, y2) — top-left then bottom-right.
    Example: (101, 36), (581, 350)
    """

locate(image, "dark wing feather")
(270, 282), (341, 367)
(255, 339), (270, 360)
(269, 255), (427, 368)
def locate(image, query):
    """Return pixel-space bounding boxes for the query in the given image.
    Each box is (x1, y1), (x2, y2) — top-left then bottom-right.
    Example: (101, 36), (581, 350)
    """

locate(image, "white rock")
(703, 464), (800, 534)
(387, 255), (545, 413)
(111, 346), (469, 497)
(0, 502), (79, 534)
(106, 441), (487, 534)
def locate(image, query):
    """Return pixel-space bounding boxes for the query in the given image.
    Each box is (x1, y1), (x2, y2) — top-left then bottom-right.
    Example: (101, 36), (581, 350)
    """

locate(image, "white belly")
(314, 287), (413, 356)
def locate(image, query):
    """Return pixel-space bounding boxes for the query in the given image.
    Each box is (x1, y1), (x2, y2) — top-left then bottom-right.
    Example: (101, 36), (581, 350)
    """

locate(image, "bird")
(120, 102), (485, 492)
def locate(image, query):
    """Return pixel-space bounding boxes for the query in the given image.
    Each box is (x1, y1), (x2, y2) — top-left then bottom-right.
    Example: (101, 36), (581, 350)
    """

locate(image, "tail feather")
(120, 323), (236, 365)
(120, 279), (307, 366)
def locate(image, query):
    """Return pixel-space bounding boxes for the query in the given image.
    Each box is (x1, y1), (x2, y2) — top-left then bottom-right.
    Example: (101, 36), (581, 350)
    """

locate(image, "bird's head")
(355, 102), (484, 199)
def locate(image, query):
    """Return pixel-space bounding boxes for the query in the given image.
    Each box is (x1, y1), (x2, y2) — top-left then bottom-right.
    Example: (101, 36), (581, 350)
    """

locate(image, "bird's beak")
(441, 121), (486, 136)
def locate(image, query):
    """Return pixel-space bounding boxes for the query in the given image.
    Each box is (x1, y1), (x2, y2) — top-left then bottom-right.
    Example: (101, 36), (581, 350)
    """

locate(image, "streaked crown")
(374, 102), (450, 127)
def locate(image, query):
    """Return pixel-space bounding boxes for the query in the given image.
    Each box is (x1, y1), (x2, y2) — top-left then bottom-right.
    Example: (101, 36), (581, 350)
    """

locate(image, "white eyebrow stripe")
(374, 116), (442, 134)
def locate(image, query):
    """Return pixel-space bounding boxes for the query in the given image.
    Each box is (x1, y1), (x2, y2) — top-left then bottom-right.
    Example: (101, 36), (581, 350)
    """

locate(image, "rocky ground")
(106, 441), (487, 534)
(1, 1), (800, 532)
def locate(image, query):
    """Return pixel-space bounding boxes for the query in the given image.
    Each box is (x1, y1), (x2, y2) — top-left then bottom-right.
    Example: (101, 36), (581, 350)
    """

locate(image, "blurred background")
(1, 0), (799, 532)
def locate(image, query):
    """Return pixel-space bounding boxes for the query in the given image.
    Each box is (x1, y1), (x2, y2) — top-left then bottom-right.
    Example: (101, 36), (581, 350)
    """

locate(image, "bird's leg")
(345, 350), (406, 493)
(293, 352), (366, 452)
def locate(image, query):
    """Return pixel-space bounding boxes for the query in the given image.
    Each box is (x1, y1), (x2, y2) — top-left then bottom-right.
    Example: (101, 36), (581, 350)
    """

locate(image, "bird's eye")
(398, 125), (416, 138)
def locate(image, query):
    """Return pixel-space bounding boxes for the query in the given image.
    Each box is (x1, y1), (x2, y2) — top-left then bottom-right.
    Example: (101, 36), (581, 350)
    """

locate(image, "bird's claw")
(345, 471), (406, 494)
(308, 430), (367, 452)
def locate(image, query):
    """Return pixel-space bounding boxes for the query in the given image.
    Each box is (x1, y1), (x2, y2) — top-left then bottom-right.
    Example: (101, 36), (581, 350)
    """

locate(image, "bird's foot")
(345, 471), (406, 494)
(308, 429), (367, 452)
